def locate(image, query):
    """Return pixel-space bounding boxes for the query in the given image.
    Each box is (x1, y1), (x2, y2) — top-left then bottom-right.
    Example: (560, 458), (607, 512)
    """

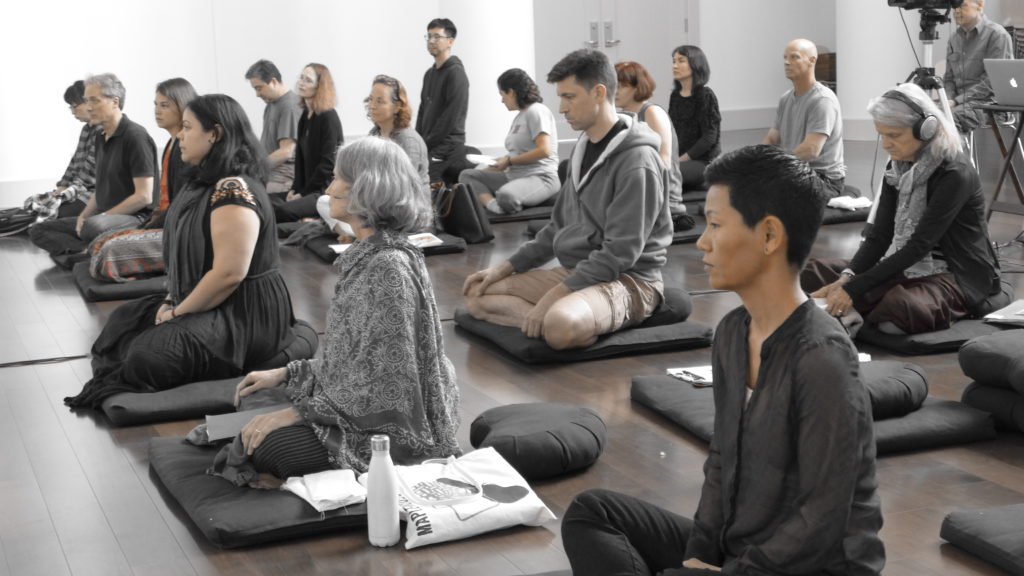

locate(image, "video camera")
(887, 0), (962, 9)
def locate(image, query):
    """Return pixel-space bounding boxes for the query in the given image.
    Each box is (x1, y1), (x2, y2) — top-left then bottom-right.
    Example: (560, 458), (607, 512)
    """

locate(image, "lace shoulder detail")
(210, 177), (256, 208)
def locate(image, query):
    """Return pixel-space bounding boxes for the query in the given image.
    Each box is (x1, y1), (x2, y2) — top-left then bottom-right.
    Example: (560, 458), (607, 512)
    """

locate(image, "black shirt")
(294, 109), (344, 197)
(685, 301), (885, 575)
(668, 86), (722, 162)
(94, 114), (157, 213)
(580, 120), (627, 177)
(416, 55), (469, 156)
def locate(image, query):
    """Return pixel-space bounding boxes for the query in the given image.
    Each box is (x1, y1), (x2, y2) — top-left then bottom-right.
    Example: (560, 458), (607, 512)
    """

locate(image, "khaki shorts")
(486, 267), (663, 335)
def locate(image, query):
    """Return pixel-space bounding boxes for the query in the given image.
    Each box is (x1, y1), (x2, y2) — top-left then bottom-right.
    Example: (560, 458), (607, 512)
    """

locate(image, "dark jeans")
(679, 160), (708, 191)
(271, 192), (321, 223)
(801, 258), (969, 334)
(563, 488), (715, 576)
(815, 171), (846, 198)
(428, 144), (468, 185)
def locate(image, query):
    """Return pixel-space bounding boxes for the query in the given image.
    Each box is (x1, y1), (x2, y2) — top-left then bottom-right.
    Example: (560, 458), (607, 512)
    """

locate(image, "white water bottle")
(367, 434), (400, 547)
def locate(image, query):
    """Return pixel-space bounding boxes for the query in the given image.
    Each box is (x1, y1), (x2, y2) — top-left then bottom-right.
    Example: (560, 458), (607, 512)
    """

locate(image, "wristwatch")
(840, 268), (855, 278)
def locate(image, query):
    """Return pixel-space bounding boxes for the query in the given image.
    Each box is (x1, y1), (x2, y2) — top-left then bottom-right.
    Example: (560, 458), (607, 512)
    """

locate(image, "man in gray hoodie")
(463, 49), (672, 350)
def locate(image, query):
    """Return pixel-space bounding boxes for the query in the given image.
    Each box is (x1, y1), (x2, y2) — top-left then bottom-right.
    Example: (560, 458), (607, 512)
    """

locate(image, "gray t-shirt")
(506, 103), (559, 180)
(388, 128), (430, 187)
(773, 82), (845, 180)
(262, 90), (302, 164)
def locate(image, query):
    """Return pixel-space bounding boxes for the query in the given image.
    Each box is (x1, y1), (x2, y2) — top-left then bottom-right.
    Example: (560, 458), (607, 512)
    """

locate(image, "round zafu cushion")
(470, 403), (607, 480)
(959, 329), (1024, 393)
(860, 361), (929, 420)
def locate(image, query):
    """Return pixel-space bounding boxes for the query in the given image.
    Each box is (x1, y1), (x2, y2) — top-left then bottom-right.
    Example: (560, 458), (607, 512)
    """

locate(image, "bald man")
(763, 38), (846, 197)
(943, 0), (1013, 132)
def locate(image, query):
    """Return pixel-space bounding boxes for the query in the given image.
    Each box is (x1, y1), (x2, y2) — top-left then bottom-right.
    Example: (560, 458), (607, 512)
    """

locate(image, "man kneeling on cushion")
(463, 48), (671, 350)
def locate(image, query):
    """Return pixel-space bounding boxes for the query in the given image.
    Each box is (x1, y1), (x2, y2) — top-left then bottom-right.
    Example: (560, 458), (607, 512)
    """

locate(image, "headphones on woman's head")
(882, 89), (939, 142)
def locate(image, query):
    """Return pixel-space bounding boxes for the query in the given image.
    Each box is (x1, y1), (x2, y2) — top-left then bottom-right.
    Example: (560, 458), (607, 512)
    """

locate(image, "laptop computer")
(984, 59), (1024, 107)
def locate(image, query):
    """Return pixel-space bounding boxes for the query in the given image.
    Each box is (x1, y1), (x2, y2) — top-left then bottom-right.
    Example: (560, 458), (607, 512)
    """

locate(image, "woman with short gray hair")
(217, 137), (461, 485)
(803, 82), (1006, 335)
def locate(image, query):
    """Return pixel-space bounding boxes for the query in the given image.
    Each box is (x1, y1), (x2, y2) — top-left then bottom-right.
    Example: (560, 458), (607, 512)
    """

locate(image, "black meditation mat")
(73, 261), (167, 302)
(630, 361), (995, 455)
(857, 318), (1008, 355)
(99, 320), (319, 426)
(941, 504), (1024, 576)
(303, 232), (467, 263)
(488, 203), (555, 224)
(52, 251), (91, 270)
(454, 286), (711, 363)
(821, 205), (870, 224)
(149, 436), (367, 548)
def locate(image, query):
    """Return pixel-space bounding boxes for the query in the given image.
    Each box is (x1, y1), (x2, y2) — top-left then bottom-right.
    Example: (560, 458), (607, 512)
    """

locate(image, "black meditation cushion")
(630, 360), (995, 455)
(73, 261), (167, 302)
(958, 329), (1024, 392)
(454, 287), (712, 364)
(100, 320), (318, 426)
(149, 436), (367, 548)
(860, 360), (928, 420)
(470, 403), (607, 480)
(941, 504), (1024, 575)
(487, 201), (556, 224)
(857, 318), (1008, 355)
(961, 383), (1024, 432)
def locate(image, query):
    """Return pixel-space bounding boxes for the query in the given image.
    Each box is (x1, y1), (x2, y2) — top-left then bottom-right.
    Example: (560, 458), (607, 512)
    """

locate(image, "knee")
(563, 488), (616, 531)
(543, 304), (596, 350)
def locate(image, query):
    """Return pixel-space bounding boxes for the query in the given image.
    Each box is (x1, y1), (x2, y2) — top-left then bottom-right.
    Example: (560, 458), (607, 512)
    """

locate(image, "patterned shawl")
(283, 229), (461, 473)
(883, 144), (948, 279)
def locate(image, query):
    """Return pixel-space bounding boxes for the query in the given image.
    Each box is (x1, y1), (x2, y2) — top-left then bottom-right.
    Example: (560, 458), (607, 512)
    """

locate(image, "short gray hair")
(334, 137), (432, 233)
(85, 73), (127, 110)
(867, 82), (961, 161)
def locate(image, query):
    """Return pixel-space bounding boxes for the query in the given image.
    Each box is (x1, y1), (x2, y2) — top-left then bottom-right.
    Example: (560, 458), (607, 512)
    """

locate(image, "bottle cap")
(371, 434), (390, 452)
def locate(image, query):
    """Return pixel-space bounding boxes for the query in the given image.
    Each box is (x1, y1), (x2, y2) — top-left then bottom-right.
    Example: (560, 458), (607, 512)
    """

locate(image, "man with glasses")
(943, 0), (1013, 132)
(30, 73), (157, 260)
(416, 17), (469, 184)
(24, 80), (103, 222)
(245, 59), (301, 194)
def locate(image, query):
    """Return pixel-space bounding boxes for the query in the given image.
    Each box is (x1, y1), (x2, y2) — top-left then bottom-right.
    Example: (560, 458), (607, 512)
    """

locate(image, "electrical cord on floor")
(0, 354), (89, 369)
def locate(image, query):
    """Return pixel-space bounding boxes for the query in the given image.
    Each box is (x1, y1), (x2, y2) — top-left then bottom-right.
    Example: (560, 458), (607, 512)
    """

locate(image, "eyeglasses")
(424, 33), (450, 42)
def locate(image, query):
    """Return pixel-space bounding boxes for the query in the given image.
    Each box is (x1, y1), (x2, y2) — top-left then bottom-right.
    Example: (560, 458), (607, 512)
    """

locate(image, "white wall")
(691, 0), (836, 131)
(0, 0), (532, 200)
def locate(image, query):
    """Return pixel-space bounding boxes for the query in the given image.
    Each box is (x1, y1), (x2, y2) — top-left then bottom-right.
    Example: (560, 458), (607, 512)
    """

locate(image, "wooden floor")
(1, 130), (1023, 576)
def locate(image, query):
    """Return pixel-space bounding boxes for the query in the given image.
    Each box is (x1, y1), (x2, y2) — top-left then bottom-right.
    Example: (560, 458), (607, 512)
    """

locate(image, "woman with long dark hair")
(458, 68), (559, 215)
(668, 45), (721, 189)
(66, 94), (298, 408)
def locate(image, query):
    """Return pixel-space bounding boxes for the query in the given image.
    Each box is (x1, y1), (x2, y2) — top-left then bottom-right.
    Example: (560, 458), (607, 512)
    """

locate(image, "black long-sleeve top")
(845, 155), (1001, 314)
(416, 55), (469, 156)
(684, 301), (885, 576)
(294, 109), (343, 197)
(668, 85), (721, 163)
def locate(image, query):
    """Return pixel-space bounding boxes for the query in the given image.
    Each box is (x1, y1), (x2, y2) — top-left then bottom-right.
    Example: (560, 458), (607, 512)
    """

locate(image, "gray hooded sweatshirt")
(508, 113), (672, 292)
